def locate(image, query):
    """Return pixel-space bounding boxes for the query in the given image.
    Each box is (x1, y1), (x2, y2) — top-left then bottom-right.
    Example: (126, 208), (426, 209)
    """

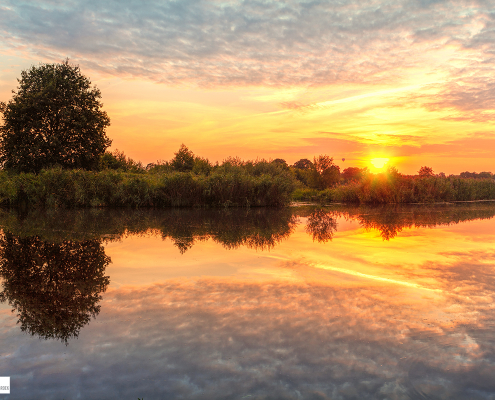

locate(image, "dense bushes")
(1, 139), (493, 207)
(292, 171), (495, 204)
(0, 143), (297, 208)
(2, 166), (493, 208)
(0, 163), (296, 208)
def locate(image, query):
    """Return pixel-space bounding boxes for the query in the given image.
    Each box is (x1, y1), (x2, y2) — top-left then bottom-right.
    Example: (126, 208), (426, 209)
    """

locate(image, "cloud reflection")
(1, 205), (495, 398)
(2, 273), (495, 399)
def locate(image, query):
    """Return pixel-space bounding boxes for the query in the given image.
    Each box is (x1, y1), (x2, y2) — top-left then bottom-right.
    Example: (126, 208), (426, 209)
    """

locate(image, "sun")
(370, 158), (389, 169)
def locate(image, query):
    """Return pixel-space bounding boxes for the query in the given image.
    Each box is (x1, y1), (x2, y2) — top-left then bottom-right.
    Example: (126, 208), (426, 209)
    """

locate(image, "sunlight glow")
(370, 158), (389, 169)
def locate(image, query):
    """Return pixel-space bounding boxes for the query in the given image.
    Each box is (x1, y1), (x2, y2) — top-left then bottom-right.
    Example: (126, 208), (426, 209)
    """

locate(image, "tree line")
(1, 60), (493, 206)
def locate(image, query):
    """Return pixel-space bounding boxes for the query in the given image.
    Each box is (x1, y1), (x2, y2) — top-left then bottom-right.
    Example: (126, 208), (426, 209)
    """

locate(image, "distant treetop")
(293, 159), (313, 170)
(418, 166), (434, 177)
(171, 144), (195, 172)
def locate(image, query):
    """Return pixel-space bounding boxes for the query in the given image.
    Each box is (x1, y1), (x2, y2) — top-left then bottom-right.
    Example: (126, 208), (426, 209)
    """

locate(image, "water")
(1, 204), (495, 399)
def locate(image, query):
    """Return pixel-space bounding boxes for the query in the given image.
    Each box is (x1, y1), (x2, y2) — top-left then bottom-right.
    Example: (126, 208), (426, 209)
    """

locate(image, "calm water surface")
(1, 204), (495, 399)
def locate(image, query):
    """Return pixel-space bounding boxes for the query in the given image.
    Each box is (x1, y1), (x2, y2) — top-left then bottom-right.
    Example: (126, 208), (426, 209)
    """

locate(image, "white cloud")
(1, 0), (494, 121)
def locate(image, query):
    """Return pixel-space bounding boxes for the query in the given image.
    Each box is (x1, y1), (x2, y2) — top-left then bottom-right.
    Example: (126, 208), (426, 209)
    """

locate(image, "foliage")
(291, 161), (495, 205)
(171, 144), (195, 172)
(342, 167), (366, 182)
(0, 161), (297, 208)
(291, 188), (320, 202)
(418, 166), (434, 177)
(460, 171), (493, 179)
(99, 149), (144, 173)
(192, 156), (212, 175)
(0, 60), (111, 173)
(308, 155), (341, 189)
(271, 158), (289, 169)
(293, 159), (313, 170)
(146, 160), (172, 174)
(291, 156), (340, 189)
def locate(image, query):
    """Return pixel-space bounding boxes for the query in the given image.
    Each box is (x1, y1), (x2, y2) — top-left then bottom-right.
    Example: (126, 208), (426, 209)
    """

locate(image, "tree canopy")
(311, 155), (341, 189)
(342, 167), (366, 182)
(171, 144), (195, 172)
(418, 166), (434, 177)
(293, 158), (313, 170)
(0, 60), (111, 173)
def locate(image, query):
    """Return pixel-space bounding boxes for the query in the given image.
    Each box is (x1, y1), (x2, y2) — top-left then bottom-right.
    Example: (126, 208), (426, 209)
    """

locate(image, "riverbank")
(1, 168), (495, 208)
(292, 174), (495, 204)
(0, 167), (295, 208)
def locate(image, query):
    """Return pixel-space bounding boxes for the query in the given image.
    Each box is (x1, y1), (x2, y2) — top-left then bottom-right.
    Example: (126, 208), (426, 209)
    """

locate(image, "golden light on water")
(370, 158), (389, 169)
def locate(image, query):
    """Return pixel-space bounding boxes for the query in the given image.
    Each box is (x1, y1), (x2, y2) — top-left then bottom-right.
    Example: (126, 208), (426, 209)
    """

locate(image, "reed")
(0, 163), (296, 208)
(292, 174), (495, 204)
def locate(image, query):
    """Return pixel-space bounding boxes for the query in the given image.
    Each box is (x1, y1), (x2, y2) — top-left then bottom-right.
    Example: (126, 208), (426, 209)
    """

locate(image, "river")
(1, 203), (494, 399)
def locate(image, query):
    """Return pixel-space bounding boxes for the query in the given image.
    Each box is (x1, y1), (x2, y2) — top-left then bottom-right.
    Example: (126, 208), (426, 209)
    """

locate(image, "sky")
(0, 0), (494, 174)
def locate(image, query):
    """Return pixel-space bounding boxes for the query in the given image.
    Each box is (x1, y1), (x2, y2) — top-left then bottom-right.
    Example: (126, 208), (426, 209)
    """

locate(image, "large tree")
(309, 155), (340, 189)
(0, 60), (111, 172)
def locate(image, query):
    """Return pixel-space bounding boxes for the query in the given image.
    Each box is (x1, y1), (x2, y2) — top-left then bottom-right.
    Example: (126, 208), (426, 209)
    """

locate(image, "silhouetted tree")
(293, 159), (313, 170)
(192, 156), (212, 175)
(0, 233), (110, 343)
(171, 144), (195, 172)
(342, 167), (365, 182)
(418, 166), (434, 177)
(99, 149), (143, 172)
(460, 171), (473, 178)
(271, 158), (289, 170)
(0, 60), (111, 172)
(309, 155), (340, 189)
(460, 171), (493, 179)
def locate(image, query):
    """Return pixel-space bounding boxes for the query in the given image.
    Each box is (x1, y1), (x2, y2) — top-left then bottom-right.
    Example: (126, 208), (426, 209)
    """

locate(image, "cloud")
(0, 0), (494, 91)
(395, 78), (495, 122)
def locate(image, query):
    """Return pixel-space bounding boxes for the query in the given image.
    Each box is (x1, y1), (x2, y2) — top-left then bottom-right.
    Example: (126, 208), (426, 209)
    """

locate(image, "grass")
(292, 173), (495, 204)
(0, 164), (494, 209)
(0, 163), (296, 208)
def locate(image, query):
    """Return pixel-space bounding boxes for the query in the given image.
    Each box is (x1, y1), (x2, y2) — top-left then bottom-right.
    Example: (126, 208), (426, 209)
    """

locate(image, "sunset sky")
(0, 0), (494, 174)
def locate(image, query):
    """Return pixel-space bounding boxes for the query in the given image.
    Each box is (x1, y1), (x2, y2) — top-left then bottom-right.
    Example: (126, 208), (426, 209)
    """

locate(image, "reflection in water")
(0, 204), (495, 398)
(337, 203), (495, 240)
(1, 203), (494, 252)
(3, 276), (494, 399)
(0, 207), (299, 253)
(305, 208), (338, 242)
(0, 232), (110, 343)
(159, 208), (298, 252)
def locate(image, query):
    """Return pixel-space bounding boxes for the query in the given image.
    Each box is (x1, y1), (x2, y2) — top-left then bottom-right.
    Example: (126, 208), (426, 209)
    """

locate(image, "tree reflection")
(297, 203), (495, 241)
(0, 207), (299, 254)
(323, 203), (495, 240)
(157, 208), (299, 252)
(0, 232), (110, 343)
(0, 203), (494, 257)
(305, 208), (337, 242)
(353, 204), (495, 240)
